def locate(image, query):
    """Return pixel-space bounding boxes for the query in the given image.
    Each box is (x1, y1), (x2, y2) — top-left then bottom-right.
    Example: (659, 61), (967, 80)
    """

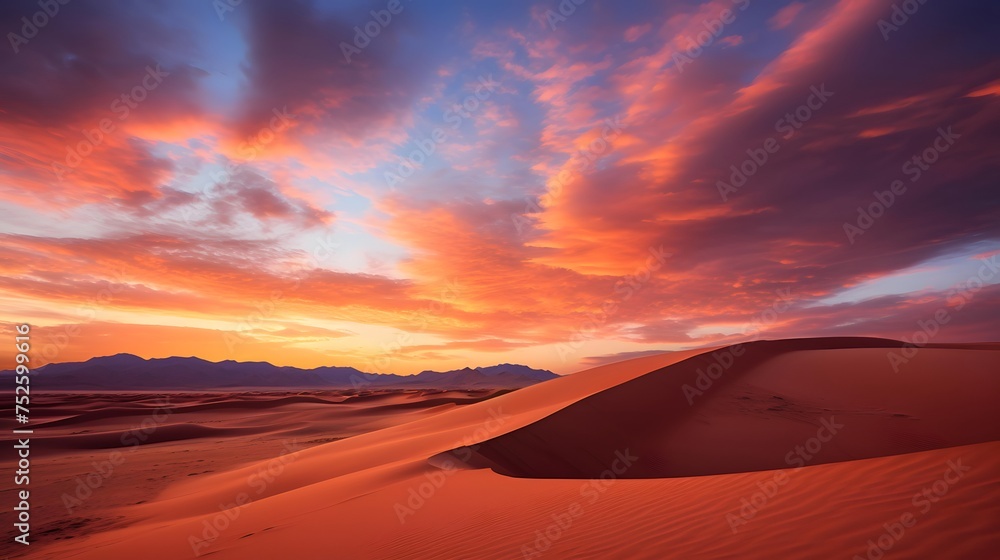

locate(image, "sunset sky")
(1, 0), (998, 374)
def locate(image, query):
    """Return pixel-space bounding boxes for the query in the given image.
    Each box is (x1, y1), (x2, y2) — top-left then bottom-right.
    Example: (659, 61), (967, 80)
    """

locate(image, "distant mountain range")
(1, 354), (559, 390)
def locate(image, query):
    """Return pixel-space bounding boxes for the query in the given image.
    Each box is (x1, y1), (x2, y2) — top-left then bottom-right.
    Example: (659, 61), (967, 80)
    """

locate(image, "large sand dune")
(445, 337), (1000, 478)
(16, 338), (1000, 559)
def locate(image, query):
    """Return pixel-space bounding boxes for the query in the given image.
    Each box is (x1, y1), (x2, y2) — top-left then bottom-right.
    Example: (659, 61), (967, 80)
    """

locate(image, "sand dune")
(445, 337), (1000, 478)
(18, 338), (1000, 559)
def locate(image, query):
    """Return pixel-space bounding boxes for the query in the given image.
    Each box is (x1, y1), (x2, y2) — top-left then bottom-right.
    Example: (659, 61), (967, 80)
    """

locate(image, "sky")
(0, 0), (998, 374)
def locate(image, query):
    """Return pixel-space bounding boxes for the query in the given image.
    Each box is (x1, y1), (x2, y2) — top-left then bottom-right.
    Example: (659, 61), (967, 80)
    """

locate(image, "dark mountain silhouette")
(2, 354), (558, 390)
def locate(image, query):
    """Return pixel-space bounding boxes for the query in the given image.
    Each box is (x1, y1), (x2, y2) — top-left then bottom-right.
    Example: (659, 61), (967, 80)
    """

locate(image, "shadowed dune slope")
(442, 337), (1000, 478)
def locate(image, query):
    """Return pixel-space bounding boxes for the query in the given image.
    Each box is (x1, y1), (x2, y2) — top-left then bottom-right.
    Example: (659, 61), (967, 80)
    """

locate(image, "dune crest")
(441, 337), (1000, 478)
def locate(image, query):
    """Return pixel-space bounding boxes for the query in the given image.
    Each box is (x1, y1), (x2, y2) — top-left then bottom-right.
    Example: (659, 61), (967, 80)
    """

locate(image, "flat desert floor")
(5, 337), (999, 559)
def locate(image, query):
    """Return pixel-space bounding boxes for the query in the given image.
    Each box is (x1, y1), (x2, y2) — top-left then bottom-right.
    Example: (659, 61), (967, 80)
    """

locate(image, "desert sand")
(9, 337), (1000, 559)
